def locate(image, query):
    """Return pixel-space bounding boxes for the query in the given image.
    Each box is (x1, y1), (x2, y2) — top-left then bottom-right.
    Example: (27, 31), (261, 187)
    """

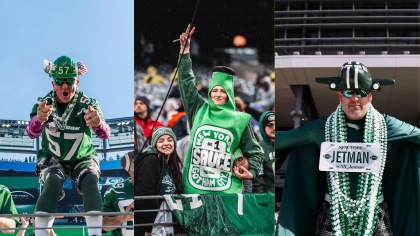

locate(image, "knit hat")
(259, 111), (275, 142)
(135, 95), (151, 116)
(151, 127), (177, 149)
(261, 111), (275, 129)
(135, 96), (150, 109)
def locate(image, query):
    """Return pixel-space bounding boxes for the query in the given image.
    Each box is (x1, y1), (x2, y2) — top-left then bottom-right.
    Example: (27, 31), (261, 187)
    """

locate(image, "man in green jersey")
(27, 56), (110, 236)
(103, 152), (134, 236)
(276, 62), (420, 236)
(0, 185), (19, 234)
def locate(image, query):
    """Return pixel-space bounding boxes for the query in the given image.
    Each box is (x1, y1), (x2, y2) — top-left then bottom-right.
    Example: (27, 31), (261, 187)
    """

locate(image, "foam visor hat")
(315, 61), (395, 92)
(45, 56), (79, 79)
(208, 66), (236, 111)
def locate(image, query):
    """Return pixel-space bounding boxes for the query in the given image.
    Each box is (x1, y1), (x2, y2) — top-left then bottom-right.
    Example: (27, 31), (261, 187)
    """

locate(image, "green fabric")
(275, 115), (420, 236)
(165, 193), (274, 236)
(0, 177), (39, 189)
(103, 178), (134, 236)
(259, 111), (275, 193)
(0, 185), (19, 228)
(222, 192), (275, 235)
(166, 194), (240, 236)
(35, 175), (62, 212)
(159, 162), (177, 195)
(178, 53), (262, 194)
(32, 90), (103, 163)
(81, 174), (102, 212)
(50, 56), (78, 78)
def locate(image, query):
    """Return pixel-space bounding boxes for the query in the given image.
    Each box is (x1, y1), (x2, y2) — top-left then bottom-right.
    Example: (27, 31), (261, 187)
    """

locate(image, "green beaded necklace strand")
(325, 103), (387, 236)
(48, 89), (78, 132)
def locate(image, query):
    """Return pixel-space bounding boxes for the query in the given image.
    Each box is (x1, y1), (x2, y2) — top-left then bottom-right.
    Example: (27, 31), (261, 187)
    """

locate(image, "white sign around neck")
(319, 142), (382, 173)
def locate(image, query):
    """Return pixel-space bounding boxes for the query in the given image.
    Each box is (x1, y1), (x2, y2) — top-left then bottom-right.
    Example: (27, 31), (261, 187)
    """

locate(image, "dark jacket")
(172, 115), (189, 140)
(134, 149), (165, 234)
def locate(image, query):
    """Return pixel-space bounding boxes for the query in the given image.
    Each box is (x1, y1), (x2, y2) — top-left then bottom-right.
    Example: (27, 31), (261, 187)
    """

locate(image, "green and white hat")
(315, 61), (394, 92)
(151, 127), (177, 149)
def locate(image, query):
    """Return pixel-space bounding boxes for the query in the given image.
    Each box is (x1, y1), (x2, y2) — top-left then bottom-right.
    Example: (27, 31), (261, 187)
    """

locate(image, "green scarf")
(183, 72), (251, 194)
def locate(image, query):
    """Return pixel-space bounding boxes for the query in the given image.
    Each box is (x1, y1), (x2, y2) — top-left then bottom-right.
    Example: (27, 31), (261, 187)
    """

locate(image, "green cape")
(275, 115), (420, 236)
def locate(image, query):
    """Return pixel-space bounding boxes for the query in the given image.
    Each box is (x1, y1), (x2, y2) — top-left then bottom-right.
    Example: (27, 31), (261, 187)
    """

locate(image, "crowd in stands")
(101, 154), (121, 161)
(0, 157), (35, 163)
(135, 65), (275, 128)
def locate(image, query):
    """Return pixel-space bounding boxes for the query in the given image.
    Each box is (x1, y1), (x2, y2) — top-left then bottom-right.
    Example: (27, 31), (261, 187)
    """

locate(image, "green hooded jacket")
(258, 111), (275, 193)
(275, 115), (420, 236)
(178, 53), (262, 194)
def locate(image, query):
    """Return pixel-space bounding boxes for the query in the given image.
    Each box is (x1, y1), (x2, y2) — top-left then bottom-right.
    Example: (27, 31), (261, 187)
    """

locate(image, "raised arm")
(178, 25), (205, 129)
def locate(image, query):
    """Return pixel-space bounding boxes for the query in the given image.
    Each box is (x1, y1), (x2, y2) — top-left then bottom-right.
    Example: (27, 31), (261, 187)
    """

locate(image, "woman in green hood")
(177, 25), (263, 194)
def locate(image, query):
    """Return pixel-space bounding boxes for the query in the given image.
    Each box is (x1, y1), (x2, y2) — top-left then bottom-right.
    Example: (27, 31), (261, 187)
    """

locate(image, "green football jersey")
(0, 185), (19, 228)
(103, 178), (134, 236)
(31, 91), (104, 162)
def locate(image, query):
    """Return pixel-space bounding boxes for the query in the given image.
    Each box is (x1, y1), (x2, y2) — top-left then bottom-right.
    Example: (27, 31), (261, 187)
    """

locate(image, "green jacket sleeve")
(178, 53), (205, 129)
(238, 123), (263, 179)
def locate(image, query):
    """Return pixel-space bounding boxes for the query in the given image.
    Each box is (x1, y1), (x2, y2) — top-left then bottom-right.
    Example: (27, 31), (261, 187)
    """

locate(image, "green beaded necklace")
(325, 103), (387, 236)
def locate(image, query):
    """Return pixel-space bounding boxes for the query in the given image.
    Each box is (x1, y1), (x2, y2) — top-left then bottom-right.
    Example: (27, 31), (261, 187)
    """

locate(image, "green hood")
(208, 72), (235, 112)
(259, 111), (275, 143)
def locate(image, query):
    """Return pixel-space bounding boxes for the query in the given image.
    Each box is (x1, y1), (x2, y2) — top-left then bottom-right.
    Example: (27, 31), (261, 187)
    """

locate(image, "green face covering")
(182, 71), (251, 194)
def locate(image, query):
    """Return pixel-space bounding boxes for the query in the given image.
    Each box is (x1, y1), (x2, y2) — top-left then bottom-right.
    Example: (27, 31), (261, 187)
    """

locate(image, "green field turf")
(0, 225), (113, 236)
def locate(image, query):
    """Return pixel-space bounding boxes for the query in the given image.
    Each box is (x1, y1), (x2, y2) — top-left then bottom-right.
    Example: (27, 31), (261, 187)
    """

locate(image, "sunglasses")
(341, 89), (371, 98)
(55, 78), (76, 86)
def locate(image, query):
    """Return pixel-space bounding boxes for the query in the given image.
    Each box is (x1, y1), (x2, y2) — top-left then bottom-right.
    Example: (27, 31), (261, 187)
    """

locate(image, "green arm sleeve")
(275, 128), (318, 150)
(238, 123), (263, 179)
(178, 53), (205, 129)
